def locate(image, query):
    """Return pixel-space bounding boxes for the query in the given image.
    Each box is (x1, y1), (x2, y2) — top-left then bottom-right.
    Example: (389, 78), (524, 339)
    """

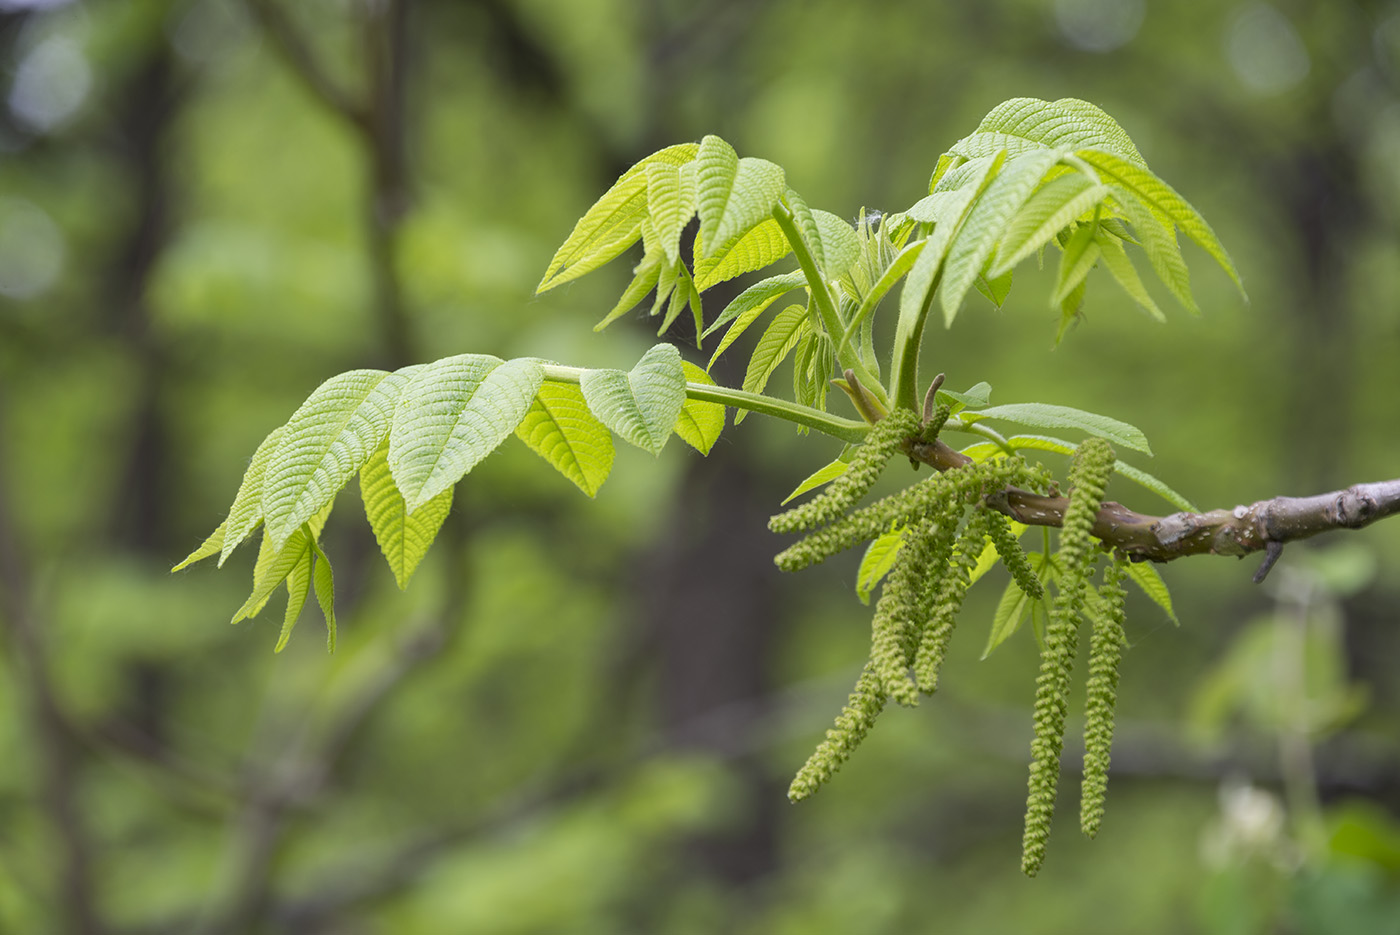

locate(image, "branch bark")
(901, 436), (1400, 578)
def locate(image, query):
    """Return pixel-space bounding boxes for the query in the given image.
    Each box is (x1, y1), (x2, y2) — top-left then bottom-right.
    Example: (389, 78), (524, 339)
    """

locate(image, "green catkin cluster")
(1021, 437), (1115, 877)
(1080, 556), (1128, 838)
(913, 509), (991, 694)
(788, 662), (887, 801)
(921, 403), (952, 442)
(986, 511), (1044, 601)
(770, 408), (922, 535)
(869, 519), (939, 706)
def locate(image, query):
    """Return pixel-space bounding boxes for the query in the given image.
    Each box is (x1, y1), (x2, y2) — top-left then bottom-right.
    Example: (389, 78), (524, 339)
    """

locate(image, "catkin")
(1021, 437), (1115, 877)
(1080, 557), (1127, 838)
(986, 511), (1043, 601)
(868, 521), (935, 706)
(788, 662), (887, 802)
(913, 509), (990, 694)
(770, 408), (921, 534)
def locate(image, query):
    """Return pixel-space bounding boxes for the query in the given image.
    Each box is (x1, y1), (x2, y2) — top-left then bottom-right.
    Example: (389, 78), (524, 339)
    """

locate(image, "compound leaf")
(991, 174), (1111, 277)
(580, 343), (687, 455)
(704, 271), (807, 367)
(695, 136), (786, 259)
(741, 303), (808, 402)
(390, 356), (545, 511)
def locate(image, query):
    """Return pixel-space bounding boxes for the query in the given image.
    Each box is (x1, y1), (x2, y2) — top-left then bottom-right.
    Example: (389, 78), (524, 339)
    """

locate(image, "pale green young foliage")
(579, 343), (687, 455)
(514, 381), (616, 498)
(359, 444), (453, 588)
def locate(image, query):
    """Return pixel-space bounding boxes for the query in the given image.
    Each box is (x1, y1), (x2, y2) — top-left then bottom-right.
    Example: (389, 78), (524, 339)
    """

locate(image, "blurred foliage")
(2, 0), (1400, 931)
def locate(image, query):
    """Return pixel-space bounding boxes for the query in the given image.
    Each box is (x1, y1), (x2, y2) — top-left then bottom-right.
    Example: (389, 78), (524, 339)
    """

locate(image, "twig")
(242, 0), (370, 129)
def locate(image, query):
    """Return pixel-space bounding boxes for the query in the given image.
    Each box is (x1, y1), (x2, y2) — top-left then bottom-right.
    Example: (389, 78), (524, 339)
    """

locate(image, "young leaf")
(594, 249), (665, 332)
(784, 188), (825, 271)
(1052, 222), (1102, 306)
(1078, 148), (1242, 294)
(1095, 229), (1164, 321)
(781, 457), (853, 505)
(1126, 560), (1178, 624)
(646, 160), (697, 264)
(360, 443), (454, 588)
(991, 175), (1111, 278)
(856, 530), (905, 605)
(173, 521), (225, 572)
(695, 136), (786, 259)
(983, 552), (1050, 658)
(674, 361), (726, 455)
(214, 426), (286, 566)
(538, 142), (698, 292)
(936, 381), (993, 411)
(1109, 184), (1199, 314)
(262, 369), (409, 551)
(950, 98), (1147, 166)
(273, 538), (314, 653)
(976, 268), (1014, 308)
(838, 239), (926, 354)
(693, 219), (792, 291)
(812, 209), (861, 279)
(740, 303), (808, 401)
(940, 149), (1063, 326)
(704, 271), (807, 368)
(515, 380), (615, 497)
(389, 356), (545, 511)
(579, 343), (687, 455)
(311, 538), (336, 652)
(973, 403), (1151, 454)
(232, 506), (328, 625)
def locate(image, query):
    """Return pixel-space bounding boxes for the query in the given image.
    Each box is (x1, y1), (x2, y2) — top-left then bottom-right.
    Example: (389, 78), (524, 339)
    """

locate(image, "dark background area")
(2, 0), (1400, 931)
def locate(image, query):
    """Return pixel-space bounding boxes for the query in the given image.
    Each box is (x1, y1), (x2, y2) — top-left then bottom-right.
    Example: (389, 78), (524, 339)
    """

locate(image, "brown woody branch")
(901, 437), (1400, 579)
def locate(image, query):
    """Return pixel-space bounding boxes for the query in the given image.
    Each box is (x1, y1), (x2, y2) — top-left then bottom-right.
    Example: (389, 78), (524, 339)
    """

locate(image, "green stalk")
(888, 266), (940, 412)
(770, 204), (888, 407)
(538, 364), (870, 444)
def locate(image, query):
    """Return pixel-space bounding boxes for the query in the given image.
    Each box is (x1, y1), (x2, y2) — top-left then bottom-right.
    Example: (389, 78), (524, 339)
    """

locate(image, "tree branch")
(242, 0), (370, 130)
(900, 437), (1400, 575)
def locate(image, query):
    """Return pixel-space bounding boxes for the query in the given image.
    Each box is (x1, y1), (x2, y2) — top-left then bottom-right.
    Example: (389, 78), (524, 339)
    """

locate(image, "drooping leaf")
(1095, 229), (1164, 321)
(740, 303), (808, 406)
(695, 136), (786, 259)
(674, 361), (726, 455)
(594, 249), (665, 332)
(1079, 148), (1242, 294)
(1109, 184), (1199, 314)
(311, 538), (336, 652)
(646, 160), (697, 264)
(812, 209), (861, 278)
(991, 174), (1111, 277)
(262, 369), (409, 551)
(781, 457), (851, 504)
(657, 261), (695, 336)
(704, 271), (807, 367)
(973, 403), (1151, 454)
(273, 536), (314, 653)
(538, 143), (698, 292)
(359, 443), (454, 588)
(212, 426), (286, 566)
(1126, 560), (1178, 625)
(976, 268), (1015, 308)
(950, 98), (1147, 166)
(856, 529), (905, 605)
(515, 380), (615, 497)
(693, 218), (792, 291)
(1051, 221), (1102, 306)
(390, 356), (545, 511)
(580, 343), (687, 455)
(940, 149), (1063, 325)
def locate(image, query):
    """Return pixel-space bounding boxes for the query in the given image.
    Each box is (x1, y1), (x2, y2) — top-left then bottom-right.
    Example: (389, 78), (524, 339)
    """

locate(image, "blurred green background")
(3, 0), (1400, 931)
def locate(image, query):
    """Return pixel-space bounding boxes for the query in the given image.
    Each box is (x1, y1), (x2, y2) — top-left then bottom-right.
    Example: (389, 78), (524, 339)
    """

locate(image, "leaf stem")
(888, 267), (939, 412)
(537, 364), (870, 444)
(771, 204), (888, 406)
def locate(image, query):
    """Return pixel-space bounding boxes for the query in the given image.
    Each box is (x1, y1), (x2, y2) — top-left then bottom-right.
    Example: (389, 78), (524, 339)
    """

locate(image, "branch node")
(1252, 540), (1284, 584)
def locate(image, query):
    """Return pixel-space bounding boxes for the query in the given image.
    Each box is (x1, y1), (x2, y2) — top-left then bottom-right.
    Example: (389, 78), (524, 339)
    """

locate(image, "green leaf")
(273, 535), (314, 653)
(311, 538), (336, 652)
(940, 149), (1062, 326)
(515, 380), (615, 497)
(675, 361), (726, 455)
(975, 268), (1014, 308)
(781, 457), (850, 504)
(838, 239), (926, 354)
(1079, 148), (1242, 295)
(990, 174), (1111, 278)
(173, 521), (225, 572)
(973, 403), (1151, 454)
(982, 551), (1049, 658)
(359, 443), (454, 588)
(262, 370), (408, 551)
(695, 136), (786, 259)
(213, 426), (286, 566)
(936, 381), (993, 411)
(1126, 560), (1178, 624)
(390, 356), (545, 511)
(538, 143), (698, 292)
(704, 271), (806, 367)
(233, 502), (333, 624)
(951, 98), (1147, 166)
(740, 303), (808, 404)
(693, 218), (792, 291)
(812, 209), (861, 278)
(580, 343), (687, 455)
(1051, 221), (1101, 306)
(784, 188), (825, 270)
(856, 529), (905, 605)
(594, 249), (665, 332)
(1109, 184), (1199, 314)
(1095, 229), (1164, 321)
(645, 160), (697, 264)
(657, 260), (695, 336)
